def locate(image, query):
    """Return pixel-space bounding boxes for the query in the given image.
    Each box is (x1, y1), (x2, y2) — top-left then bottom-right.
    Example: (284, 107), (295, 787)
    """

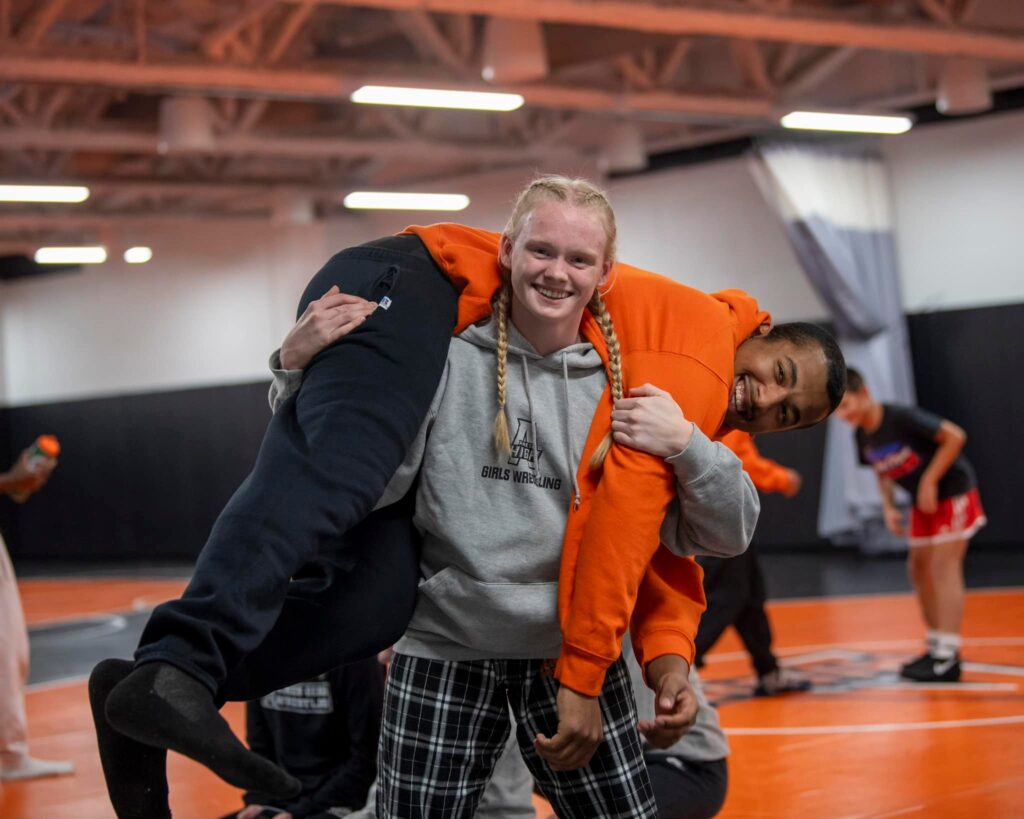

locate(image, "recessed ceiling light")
(350, 85), (524, 112)
(124, 246), (153, 264)
(343, 192), (471, 211)
(780, 111), (913, 135)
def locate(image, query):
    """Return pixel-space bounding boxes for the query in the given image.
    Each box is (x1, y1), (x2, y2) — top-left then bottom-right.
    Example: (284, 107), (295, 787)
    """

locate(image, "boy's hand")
(7, 449), (57, 500)
(534, 685), (603, 771)
(782, 469), (803, 498)
(883, 506), (906, 536)
(638, 654), (698, 748)
(611, 384), (694, 458)
(916, 478), (939, 515)
(281, 285), (377, 370)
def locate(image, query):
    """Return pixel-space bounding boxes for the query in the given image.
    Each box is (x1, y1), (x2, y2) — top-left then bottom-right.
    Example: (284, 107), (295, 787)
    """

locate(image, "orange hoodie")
(719, 430), (797, 495)
(403, 224), (769, 695)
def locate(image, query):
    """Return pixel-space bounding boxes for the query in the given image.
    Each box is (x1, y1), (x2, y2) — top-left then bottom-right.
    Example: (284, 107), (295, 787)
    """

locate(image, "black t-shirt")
(856, 403), (976, 501)
(244, 659), (384, 816)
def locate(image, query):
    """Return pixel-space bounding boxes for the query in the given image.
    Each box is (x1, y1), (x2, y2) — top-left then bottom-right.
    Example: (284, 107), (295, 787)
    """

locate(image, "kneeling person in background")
(222, 658), (383, 819)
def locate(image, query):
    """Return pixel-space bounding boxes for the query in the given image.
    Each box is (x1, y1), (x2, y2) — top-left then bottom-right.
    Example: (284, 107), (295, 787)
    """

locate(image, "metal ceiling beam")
(0, 54), (777, 121)
(0, 125), (583, 165)
(302, 0), (1024, 62)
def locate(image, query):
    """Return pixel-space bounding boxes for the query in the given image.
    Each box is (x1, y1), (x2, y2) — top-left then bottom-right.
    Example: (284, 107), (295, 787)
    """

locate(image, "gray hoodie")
(269, 319), (758, 660)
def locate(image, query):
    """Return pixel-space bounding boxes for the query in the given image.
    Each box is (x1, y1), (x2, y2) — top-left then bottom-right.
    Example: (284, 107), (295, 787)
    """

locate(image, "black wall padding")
(747, 423), (830, 550)
(1, 300), (1020, 560)
(0, 382), (270, 559)
(906, 303), (1020, 547)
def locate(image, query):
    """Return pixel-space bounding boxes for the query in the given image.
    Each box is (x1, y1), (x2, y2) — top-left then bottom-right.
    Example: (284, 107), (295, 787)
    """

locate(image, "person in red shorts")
(836, 367), (986, 683)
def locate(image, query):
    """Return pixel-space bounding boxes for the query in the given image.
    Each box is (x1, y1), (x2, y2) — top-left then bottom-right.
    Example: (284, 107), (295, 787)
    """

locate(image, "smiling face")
(835, 386), (872, 428)
(727, 334), (833, 434)
(499, 198), (612, 354)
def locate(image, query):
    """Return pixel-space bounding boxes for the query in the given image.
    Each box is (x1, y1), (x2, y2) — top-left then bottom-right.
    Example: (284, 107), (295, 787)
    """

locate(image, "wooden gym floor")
(3, 578), (1023, 818)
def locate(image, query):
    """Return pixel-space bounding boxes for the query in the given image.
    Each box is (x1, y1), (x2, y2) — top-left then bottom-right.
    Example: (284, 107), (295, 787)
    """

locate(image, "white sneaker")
(0, 755), (75, 780)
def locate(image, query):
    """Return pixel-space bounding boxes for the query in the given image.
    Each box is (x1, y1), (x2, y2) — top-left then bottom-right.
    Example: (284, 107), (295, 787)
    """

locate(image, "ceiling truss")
(0, 0), (1021, 246)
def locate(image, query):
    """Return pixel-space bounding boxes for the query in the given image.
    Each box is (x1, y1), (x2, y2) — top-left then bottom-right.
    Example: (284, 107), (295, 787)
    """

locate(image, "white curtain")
(751, 140), (915, 552)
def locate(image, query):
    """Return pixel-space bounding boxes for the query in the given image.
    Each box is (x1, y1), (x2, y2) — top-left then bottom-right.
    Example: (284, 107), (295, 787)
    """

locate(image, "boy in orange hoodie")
(96, 179), (846, 811)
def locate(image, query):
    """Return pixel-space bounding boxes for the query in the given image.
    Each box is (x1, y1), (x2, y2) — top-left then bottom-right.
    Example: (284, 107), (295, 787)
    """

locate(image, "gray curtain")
(750, 141), (915, 552)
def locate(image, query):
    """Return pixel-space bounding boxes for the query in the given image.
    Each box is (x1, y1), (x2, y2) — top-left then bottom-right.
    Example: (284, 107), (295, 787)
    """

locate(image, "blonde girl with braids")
(491, 177), (624, 469)
(264, 175), (764, 818)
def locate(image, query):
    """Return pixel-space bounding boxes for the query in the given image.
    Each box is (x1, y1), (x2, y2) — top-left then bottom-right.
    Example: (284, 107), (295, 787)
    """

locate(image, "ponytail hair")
(492, 284), (513, 456)
(587, 289), (624, 469)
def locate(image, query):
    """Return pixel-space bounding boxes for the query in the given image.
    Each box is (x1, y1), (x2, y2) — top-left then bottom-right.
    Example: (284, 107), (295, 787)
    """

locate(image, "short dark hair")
(763, 322), (847, 414)
(845, 366), (865, 393)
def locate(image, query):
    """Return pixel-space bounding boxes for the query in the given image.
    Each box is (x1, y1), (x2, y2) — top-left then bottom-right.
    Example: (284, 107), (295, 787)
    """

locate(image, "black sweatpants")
(694, 547), (778, 678)
(646, 754), (728, 819)
(134, 235), (458, 700)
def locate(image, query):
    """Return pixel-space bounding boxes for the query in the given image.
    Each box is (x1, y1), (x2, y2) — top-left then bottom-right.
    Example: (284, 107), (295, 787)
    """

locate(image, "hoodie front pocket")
(412, 567), (561, 656)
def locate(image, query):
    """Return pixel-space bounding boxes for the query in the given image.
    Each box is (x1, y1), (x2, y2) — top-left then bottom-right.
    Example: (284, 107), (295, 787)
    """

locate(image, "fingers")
(318, 291), (375, 310)
(320, 284), (341, 298)
(534, 734), (597, 771)
(330, 313), (372, 341)
(317, 302), (376, 336)
(628, 383), (668, 398)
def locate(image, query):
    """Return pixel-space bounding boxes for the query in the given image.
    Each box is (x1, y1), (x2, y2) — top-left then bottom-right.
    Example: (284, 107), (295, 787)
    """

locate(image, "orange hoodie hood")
(404, 223), (769, 694)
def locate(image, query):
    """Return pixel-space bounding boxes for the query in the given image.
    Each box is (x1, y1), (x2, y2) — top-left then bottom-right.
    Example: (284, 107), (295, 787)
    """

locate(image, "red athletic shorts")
(909, 488), (986, 547)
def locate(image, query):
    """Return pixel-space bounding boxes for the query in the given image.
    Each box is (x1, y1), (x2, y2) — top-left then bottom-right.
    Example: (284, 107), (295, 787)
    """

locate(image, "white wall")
(610, 159), (823, 320)
(3, 108), (1023, 406)
(0, 220), (328, 406)
(885, 109), (1024, 312)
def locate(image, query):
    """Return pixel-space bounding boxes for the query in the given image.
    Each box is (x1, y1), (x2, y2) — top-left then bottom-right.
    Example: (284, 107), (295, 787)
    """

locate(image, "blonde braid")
(493, 285), (512, 456)
(588, 290), (624, 469)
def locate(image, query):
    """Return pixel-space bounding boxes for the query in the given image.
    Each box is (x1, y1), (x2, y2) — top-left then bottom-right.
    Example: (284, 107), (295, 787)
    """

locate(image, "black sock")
(105, 661), (301, 798)
(89, 658), (171, 819)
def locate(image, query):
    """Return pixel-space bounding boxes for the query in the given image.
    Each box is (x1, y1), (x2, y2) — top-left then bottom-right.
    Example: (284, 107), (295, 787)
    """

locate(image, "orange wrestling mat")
(4, 580), (1022, 818)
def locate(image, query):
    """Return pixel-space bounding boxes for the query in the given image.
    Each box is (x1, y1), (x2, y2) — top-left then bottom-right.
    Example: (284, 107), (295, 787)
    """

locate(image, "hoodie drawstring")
(520, 355), (540, 475)
(562, 353), (582, 511)
(516, 345), (582, 510)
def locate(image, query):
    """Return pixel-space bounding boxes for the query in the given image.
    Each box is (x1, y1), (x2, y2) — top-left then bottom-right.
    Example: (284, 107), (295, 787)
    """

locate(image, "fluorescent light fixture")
(124, 246), (153, 264)
(343, 192), (470, 212)
(0, 184), (90, 203)
(34, 246), (107, 264)
(781, 111), (913, 135)
(351, 85), (524, 112)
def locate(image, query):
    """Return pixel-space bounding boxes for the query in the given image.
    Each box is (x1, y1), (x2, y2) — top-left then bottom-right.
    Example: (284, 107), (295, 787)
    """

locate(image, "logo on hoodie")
(480, 417), (562, 491)
(509, 418), (543, 468)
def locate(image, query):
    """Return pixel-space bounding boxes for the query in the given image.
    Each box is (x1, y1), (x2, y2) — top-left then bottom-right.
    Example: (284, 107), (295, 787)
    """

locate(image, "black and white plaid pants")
(377, 653), (657, 818)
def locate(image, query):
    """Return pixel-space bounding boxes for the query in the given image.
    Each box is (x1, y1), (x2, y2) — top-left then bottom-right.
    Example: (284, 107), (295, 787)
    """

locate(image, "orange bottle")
(11, 435), (60, 502)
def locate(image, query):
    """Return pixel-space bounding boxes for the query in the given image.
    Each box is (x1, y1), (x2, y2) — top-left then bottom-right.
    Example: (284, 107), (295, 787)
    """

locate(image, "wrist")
(671, 421), (695, 456)
(279, 347), (305, 371)
(646, 653), (689, 685)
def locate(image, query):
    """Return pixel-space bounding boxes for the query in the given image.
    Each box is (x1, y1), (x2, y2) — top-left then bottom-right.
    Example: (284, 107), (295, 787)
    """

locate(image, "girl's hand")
(281, 285), (377, 370)
(611, 384), (693, 458)
(534, 685), (603, 771)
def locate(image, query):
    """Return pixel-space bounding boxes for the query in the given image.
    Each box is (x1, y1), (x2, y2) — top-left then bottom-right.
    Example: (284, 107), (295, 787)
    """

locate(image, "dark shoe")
(900, 653), (961, 682)
(89, 659), (171, 819)
(754, 667), (812, 696)
(105, 661), (301, 798)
